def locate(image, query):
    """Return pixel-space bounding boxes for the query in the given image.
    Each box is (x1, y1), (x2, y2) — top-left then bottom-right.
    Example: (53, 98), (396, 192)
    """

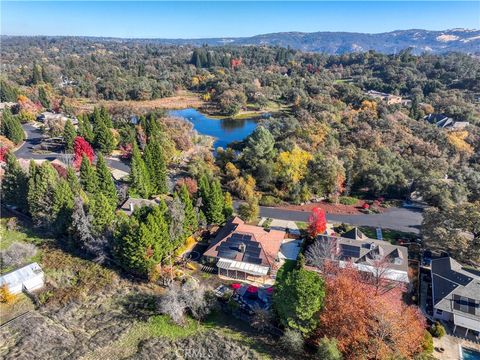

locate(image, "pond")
(168, 108), (258, 149)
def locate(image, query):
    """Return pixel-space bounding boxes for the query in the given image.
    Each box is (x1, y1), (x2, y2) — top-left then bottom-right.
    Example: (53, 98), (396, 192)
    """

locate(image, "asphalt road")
(15, 123), (130, 172)
(235, 202), (423, 234)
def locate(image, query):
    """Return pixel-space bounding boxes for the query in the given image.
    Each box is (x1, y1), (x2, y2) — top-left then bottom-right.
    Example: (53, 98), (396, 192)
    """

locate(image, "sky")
(2, 1), (479, 38)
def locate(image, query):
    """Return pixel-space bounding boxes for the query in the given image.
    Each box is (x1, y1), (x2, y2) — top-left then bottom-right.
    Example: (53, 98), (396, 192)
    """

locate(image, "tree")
(80, 154), (98, 194)
(129, 143), (151, 198)
(1, 152), (29, 212)
(178, 184), (198, 237)
(96, 154), (117, 206)
(144, 139), (167, 195)
(223, 191), (234, 219)
(422, 203), (480, 264)
(28, 161), (58, 229)
(52, 178), (74, 234)
(70, 197), (94, 249)
(63, 119), (76, 152)
(169, 193), (186, 248)
(66, 166), (82, 195)
(78, 114), (94, 143)
(73, 136), (95, 168)
(88, 192), (115, 235)
(199, 175), (225, 225)
(238, 195), (259, 223)
(94, 121), (115, 155)
(1, 108), (24, 144)
(308, 207), (327, 237)
(31, 62), (43, 85)
(275, 146), (313, 187)
(280, 329), (304, 355)
(241, 126), (276, 172)
(273, 268), (326, 335)
(305, 237), (339, 270)
(316, 337), (343, 360)
(38, 86), (50, 108)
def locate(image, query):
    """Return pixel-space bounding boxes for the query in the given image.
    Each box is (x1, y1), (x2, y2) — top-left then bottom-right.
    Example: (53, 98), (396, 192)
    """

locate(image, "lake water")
(168, 108), (258, 148)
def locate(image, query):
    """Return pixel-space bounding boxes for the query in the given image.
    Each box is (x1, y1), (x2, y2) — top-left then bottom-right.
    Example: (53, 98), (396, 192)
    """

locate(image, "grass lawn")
(295, 221), (307, 230)
(0, 217), (52, 250)
(359, 226), (417, 244)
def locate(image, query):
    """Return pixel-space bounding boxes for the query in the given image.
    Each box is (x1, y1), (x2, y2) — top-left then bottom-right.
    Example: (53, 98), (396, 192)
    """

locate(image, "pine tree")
(88, 192), (115, 235)
(144, 139), (167, 195)
(178, 184), (198, 236)
(1, 108), (24, 144)
(38, 86), (50, 108)
(100, 106), (113, 128)
(96, 154), (117, 206)
(63, 119), (77, 152)
(223, 191), (234, 219)
(78, 114), (94, 143)
(1, 152), (29, 212)
(129, 143), (151, 198)
(66, 166), (82, 194)
(80, 154), (98, 194)
(52, 178), (74, 234)
(207, 179), (225, 224)
(94, 121), (115, 155)
(31, 62), (43, 85)
(28, 162), (59, 229)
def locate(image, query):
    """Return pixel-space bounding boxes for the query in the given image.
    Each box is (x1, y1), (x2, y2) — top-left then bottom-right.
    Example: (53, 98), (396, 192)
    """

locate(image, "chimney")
(129, 202), (134, 212)
(239, 243), (246, 253)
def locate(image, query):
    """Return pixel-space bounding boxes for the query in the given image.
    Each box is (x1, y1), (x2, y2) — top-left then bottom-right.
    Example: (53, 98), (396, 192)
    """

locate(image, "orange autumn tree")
(308, 207), (327, 237)
(316, 265), (426, 360)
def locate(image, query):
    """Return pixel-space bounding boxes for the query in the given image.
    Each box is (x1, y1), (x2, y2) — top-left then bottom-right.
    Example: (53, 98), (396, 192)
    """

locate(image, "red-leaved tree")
(308, 207), (327, 237)
(0, 146), (8, 162)
(73, 136), (94, 168)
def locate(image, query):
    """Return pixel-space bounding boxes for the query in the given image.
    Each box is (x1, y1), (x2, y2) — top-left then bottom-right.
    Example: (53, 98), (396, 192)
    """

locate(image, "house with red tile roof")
(203, 217), (286, 283)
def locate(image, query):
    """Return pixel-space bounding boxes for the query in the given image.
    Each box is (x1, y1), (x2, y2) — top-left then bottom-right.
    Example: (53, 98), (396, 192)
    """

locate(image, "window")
(436, 309), (443, 315)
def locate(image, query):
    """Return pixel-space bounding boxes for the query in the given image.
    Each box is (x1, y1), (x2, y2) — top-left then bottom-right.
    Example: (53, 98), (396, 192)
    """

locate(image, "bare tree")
(250, 305), (273, 333)
(364, 256), (407, 296)
(169, 195), (185, 244)
(159, 283), (185, 325)
(305, 236), (338, 270)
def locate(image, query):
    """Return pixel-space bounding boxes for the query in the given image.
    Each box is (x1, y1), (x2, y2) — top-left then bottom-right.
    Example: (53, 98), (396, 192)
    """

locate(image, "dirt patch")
(70, 91), (204, 114)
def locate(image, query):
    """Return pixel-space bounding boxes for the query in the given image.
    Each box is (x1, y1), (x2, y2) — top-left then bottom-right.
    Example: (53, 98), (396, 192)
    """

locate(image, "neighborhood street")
(235, 202), (423, 234)
(15, 123), (130, 172)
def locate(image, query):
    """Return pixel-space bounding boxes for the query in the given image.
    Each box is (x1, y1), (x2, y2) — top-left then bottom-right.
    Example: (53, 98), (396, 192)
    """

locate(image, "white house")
(0, 262), (45, 294)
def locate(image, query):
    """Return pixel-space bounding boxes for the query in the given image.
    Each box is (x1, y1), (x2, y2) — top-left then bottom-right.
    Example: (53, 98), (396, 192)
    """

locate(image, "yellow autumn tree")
(0, 285), (16, 304)
(447, 131), (473, 155)
(275, 146), (313, 185)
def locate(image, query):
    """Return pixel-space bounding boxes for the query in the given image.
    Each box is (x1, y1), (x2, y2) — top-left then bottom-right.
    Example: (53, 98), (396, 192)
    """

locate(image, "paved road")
(235, 202), (423, 234)
(15, 123), (130, 172)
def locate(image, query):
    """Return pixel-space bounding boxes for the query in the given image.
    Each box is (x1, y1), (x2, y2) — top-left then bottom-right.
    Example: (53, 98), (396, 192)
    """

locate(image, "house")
(309, 228), (410, 283)
(36, 111), (78, 125)
(424, 113), (454, 128)
(119, 197), (159, 216)
(203, 217), (286, 284)
(0, 102), (17, 111)
(431, 256), (480, 338)
(0, 262), (45, 295)
(366, 90), (404, 105)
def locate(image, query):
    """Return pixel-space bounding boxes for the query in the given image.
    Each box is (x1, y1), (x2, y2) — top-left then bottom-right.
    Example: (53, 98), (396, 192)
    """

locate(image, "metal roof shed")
(0, 262), (45, 294)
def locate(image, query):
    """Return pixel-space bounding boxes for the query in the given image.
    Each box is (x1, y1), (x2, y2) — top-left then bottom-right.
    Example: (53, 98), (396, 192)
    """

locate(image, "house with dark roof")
(310, 228), (409, 283)
(431, 257), (480, 337)
(203, 217), (286, 284)
(424, 113), (454, 128)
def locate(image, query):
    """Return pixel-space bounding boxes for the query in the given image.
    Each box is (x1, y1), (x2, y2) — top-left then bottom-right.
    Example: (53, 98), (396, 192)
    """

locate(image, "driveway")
(15, 123), (130, 172)
(237, 202), (423, 234)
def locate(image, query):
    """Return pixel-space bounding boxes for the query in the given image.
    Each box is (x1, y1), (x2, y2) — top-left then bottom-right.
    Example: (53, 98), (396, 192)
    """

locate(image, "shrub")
(421, 330), (434, 354)
(316, 337), (343, 360)
(338, 196), (358, 206)
(429, 322), (446, 338)
(259, 195), (282, 207)
(0, 242), (37, 268)
(0, 284), (16, 304)
(280, 329), (304, 355)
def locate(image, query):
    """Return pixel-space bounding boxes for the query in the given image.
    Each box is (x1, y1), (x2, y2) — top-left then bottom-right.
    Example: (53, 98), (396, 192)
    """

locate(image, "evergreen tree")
(206, 179), (225, 225)
(100, 106), (113, 128)
(223, 191), (234, 219)
(52, 178), (74, 234)
(96, 154), (117, 206)
(78, 114), (94, 143)
(1, 108), (24, 144)
(63, 119), (77, 152)
(31, 62), (43, 85)
(66, 166), (82, 194)
(178, 184), (198, 236)
(129, 143), (151, 198)
(88, 192), (116, 235)
(144, 139), (167, 195)
(0, 79), (19, 102)
(80, 154), (98, 194)
(1, 152), (29, 212)
(28, 162), (58, 229)
(38, 86), (50, 108)
(94, 121), (115, 155)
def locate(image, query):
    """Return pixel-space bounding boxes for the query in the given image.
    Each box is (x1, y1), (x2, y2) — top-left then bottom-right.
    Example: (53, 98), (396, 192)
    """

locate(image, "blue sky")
(2, 1), (479, 38)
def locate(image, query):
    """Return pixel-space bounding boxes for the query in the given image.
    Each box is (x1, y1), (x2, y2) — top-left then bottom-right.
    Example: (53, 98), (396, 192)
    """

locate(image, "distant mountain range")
(148, 28), (480, 54)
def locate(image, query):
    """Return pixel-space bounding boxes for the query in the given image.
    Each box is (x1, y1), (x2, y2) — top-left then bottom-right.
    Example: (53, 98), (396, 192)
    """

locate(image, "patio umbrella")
(246, 285), (258, 294)
(266, 287), (274, 294)
(231, 283), (241, 290)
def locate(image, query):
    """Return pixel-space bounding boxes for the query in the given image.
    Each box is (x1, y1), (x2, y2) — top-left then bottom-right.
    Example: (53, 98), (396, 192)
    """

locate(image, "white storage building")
(0, 262), (45, 294)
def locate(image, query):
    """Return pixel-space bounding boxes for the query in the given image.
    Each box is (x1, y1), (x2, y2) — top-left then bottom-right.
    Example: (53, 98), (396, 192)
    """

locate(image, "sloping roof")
(431, 257), (480, 324)
(0, 263), (44, 289)
(120, 197), (159, 216)
(314, 231), (409, 279)
(204, 217), (285, 270)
